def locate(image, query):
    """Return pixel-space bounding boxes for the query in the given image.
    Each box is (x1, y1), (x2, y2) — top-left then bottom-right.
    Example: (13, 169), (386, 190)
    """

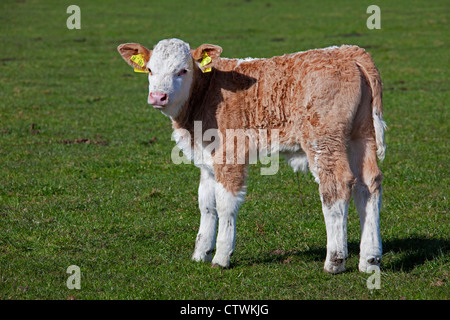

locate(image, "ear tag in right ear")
(130, 54), (149, 73)
(133, 68), (149, 73)
(200, 52), (212, 73)
(130, 54), (145, 67)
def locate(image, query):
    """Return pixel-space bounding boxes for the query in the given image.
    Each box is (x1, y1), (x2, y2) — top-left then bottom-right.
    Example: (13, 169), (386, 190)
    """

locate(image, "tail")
(354, 49), (387, 161)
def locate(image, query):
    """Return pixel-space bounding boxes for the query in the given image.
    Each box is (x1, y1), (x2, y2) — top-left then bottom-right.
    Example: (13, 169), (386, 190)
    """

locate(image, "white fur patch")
(373, 109), (387, 161)
(147, 39), (194, 118)
(280, 150), (309, 173)
(234, 57), (260, 69)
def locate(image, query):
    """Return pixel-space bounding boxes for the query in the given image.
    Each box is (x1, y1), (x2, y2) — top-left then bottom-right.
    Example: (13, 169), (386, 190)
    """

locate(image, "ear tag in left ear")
(200, 52), (212, 73)
(130, 54), (149, 73)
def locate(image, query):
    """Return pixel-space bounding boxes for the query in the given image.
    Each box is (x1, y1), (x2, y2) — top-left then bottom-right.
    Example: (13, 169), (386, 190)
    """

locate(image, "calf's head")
(118, 38), (222, 118)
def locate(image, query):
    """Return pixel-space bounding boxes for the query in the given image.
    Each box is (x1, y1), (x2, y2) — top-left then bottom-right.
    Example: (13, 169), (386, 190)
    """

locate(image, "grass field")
(0, 0), (448, 300)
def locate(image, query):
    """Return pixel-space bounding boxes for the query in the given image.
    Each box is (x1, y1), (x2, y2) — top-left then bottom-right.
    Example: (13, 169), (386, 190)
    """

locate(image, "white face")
(147, 39), (194, 118)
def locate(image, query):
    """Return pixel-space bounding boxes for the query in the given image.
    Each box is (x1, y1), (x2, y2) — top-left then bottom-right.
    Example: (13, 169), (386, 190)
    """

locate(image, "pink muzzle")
(148, 92), (168, 106)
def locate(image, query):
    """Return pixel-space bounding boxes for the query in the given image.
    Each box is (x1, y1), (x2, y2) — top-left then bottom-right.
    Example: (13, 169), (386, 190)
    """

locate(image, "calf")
(117, 38), (386, 273)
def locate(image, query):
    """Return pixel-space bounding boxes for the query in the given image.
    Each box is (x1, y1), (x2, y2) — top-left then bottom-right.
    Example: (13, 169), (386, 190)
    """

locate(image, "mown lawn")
(0, 0), (448, 300)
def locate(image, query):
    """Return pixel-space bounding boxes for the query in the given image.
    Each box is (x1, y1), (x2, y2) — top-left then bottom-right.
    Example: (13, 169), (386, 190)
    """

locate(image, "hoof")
(324, 253), (346, 274)
(323, 261), (346, 274)
(211, 254), (231, 268)
(192, 250), (213, 263)
(359, 256), (381, 273)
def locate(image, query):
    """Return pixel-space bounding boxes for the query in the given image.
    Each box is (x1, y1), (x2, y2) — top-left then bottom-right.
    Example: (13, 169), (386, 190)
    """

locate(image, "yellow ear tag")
(200, 52), (212, 73)
(133, 68), (149, 73)
(130, 54), (149, 73)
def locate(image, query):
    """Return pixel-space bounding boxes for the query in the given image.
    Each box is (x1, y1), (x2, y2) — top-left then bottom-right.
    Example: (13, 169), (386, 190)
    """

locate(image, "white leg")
(211, 182), (244, 268)
(192, 169), (217, 263)
(322, 198), (349, 274)
(353, 185), (383, 272)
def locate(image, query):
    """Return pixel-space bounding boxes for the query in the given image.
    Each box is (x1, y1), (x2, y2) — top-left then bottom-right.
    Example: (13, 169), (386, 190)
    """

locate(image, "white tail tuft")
(373, 109), (387, 161)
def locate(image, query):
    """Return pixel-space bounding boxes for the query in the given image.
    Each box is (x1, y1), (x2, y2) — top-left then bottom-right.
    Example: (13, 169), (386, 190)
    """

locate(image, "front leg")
(211, 181), (245, 268)
(192, 168), (218, 262)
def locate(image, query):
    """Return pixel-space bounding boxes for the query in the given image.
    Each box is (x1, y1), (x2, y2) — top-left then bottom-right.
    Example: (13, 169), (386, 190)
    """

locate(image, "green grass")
(0, 0), (448, 300)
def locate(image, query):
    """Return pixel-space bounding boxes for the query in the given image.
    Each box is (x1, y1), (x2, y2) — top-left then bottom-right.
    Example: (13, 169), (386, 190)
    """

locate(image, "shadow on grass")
(381, 237), (449, 272)
(237, 237), (449, 272)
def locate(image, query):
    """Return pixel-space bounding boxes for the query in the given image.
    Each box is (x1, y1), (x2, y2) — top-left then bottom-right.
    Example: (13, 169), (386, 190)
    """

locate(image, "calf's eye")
(177, 69), (188, 76)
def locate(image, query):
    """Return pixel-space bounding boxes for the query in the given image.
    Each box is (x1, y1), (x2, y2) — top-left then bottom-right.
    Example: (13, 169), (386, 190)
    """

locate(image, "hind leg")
(349, 138), (383, 272)
(309, 145), (355, 274)
(354, 185), (382, 272)
(321, 197), (350, 274)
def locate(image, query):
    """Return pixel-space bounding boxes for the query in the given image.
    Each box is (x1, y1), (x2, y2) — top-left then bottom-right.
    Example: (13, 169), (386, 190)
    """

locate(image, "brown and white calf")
(117, 38), (386, 273)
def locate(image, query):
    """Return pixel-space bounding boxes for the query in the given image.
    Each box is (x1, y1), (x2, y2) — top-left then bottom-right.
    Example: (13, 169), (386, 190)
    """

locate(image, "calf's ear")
(191, 44), (223, 72)
(117, 43), (152, 71)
